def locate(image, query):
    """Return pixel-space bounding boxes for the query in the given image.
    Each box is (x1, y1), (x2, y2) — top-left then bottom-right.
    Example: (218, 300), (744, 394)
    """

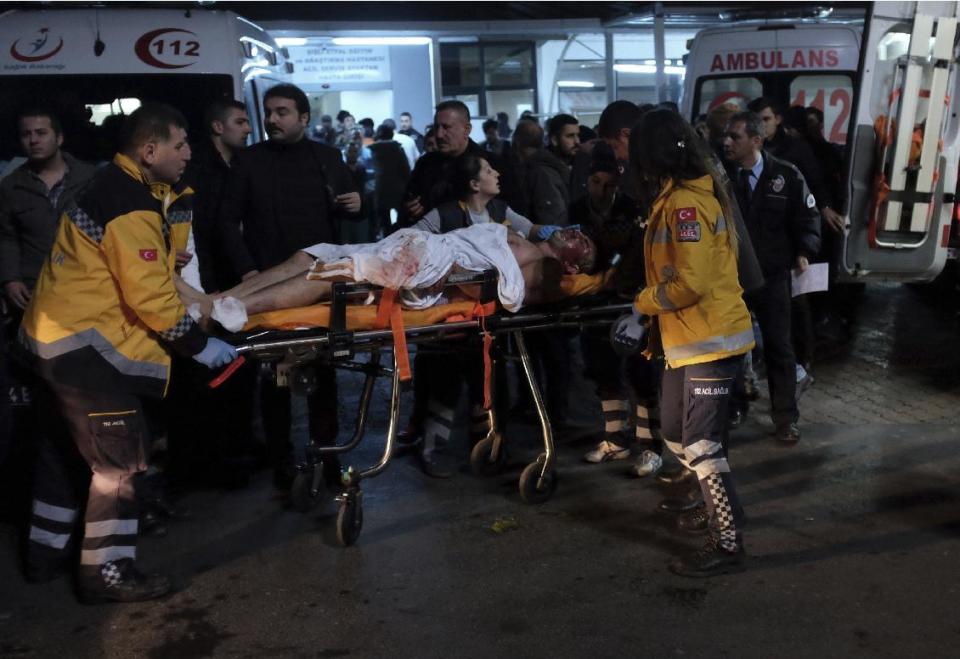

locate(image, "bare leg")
(240, 275), (333, 316)
(226, 251), (316, 299)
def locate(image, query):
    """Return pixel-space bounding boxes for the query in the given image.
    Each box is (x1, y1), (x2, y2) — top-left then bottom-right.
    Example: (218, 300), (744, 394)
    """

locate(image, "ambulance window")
(697, 77), (762, 115)
(85, 98), (142, 126)
(789, 75), (854, 145)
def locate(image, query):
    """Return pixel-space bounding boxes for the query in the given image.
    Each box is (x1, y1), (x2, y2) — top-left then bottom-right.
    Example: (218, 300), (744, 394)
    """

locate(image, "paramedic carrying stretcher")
(16, 104), (237, 603)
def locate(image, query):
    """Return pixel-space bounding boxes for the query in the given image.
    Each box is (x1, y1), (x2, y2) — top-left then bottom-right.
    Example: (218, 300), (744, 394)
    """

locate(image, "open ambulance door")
(843, 1), (960, 281)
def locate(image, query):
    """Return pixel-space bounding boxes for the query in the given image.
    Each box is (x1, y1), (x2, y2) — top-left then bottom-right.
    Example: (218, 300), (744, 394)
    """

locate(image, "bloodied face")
(548, 228), (597, 274)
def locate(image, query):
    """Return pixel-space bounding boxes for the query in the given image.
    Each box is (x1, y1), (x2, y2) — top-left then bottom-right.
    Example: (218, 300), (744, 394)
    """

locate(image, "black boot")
(668, 531), (745, 577)
(78, 558), (171, 604)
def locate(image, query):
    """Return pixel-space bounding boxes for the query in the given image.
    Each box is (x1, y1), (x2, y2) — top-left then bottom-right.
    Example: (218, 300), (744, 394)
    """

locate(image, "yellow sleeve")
(101, 211), (207, 355)
(634, 200), (709, 315)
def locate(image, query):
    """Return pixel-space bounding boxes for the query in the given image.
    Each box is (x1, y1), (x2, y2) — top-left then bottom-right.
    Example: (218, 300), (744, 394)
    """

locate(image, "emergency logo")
(10, 28), (64, 62)
(139, 249), (158, 262)
(135, 28), (200, 70)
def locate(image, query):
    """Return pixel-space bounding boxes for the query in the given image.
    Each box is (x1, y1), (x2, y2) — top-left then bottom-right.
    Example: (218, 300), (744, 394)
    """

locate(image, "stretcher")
(218, 269), (631, 546)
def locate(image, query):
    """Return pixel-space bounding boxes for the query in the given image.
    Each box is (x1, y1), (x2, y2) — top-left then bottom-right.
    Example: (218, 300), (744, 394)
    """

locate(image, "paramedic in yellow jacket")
(18, 104), (236, 603)
(629, 109), (754, 578)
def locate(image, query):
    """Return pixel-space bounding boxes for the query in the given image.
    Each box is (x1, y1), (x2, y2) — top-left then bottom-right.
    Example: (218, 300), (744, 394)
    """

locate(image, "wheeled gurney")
(219, 270), (631, 546)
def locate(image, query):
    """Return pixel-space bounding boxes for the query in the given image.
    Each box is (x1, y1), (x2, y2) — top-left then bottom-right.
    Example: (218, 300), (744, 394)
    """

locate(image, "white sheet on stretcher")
(302, 223), (526, 312)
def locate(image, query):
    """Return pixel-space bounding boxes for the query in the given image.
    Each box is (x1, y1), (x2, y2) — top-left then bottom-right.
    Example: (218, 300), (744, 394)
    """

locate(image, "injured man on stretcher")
(178, 223), (597, 332)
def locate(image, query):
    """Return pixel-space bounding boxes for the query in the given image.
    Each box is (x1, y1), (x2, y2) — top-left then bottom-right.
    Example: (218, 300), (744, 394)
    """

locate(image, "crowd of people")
(0, 81), (852, 603)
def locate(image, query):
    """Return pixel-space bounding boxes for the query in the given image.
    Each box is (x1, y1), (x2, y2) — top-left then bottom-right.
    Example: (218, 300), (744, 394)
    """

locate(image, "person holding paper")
(722, 111), (820, 444)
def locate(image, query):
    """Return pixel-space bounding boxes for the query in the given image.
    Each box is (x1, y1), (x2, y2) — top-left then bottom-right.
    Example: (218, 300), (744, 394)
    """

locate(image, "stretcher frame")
(224, 271), (632, 546)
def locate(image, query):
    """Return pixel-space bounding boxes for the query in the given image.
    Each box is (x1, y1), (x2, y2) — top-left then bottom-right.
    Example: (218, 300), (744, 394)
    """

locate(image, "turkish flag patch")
(139, 249), (158, 262)
(675, 207), (697, 222)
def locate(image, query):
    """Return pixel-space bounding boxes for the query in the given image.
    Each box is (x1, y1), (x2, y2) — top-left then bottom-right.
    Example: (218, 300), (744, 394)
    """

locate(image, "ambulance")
(0, 6), (290, 165)
(681, 2), (960, 283)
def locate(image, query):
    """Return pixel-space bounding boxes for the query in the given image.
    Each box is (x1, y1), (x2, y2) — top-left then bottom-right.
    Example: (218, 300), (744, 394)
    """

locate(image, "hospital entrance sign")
(288, 44), (391, 87)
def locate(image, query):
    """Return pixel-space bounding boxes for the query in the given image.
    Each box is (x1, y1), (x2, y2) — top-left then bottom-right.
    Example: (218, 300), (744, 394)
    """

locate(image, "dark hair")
(482, 118), (498, 133)
(382, 117), (397, 129)
(512, 118), (544, 151)
(320, 114), (333, 123)
(729, 111), (765, 139)
(444, 152), (491, 200)
(629, 109), (737, 249)
(203, 98), (245, 135)
(547, 113), (578, 140)
(336, 110), (351, 123)
(598, 100), (643, 139)
(375, 124), (394, 141)
(747, 96), (781, 116)
(805, 106), (824, 126)
(435, 100), (470, 123)
(400, 111), (412, 119)
(359, 117), (374, 129)
(118, 103), (188, 153)
(264, 83), (310, 117)
(579, 124), (597, 143)
(782, 105), (807, 132)
(17, 105), (62, 135)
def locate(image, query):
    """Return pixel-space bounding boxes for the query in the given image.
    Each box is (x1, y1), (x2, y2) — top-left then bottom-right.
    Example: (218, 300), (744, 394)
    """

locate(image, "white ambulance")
(0, 7), (290, 164)
(682, 2), (960, 282)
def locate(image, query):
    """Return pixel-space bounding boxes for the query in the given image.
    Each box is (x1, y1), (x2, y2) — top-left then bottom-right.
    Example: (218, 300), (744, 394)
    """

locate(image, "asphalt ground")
(1, 282), (959, 658)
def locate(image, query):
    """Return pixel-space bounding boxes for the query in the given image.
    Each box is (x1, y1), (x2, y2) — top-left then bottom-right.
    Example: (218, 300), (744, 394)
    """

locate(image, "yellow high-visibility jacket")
(19, 153), (206, 398)
(634, 175), (754, 368)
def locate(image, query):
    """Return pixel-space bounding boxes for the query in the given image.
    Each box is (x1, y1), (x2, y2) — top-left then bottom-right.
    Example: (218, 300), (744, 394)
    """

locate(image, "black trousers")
(259, 362), (339, 468)
(660, 356), (744, 546)
(747, 273), (799, 428)
(581, 329), (662, 450)
(165, 356), (257, 484)
(29, 381), (148, 569)
(513, 329), (578, 427)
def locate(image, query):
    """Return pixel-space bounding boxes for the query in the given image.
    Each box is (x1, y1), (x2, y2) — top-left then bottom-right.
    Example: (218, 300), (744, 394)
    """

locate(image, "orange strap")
(376, 289), (412, 381)
(472, 301), (498, 410)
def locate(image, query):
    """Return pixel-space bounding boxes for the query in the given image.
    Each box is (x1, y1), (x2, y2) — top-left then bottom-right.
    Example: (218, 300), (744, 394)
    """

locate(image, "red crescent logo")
(134, 28), (197, 69)
(10, 36), (63, 62)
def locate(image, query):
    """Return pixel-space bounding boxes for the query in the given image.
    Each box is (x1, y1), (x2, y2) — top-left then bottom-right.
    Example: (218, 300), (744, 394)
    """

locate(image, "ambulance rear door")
(842, 1), (960, 281)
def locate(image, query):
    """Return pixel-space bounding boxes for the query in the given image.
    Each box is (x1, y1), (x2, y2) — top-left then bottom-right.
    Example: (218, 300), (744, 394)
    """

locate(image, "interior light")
(614, 64), (656, 74)
(557, 80), (595, 88)
(275, 37), (308, 47)
(331, 37), (431, 46)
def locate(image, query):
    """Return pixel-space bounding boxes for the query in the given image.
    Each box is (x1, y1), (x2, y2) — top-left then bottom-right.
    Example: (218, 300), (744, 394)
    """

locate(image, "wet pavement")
(1, 282), (959, 658)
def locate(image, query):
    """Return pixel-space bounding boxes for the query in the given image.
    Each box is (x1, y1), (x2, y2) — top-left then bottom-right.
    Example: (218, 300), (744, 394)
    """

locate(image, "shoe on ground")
(396, 427), (422, 447)
(417, 446), (454, 479)
(796, 373), (814, 401)
(658, 487), (703, 513)
(668, 532), (746, 577)
(776, 423), (801, 444)
(676, 503), (709, 535)
(78, 558), (171, 604)
(656, 467), (698, 487)
(583, 439), (630, 464)
(631, 450), (663, 477)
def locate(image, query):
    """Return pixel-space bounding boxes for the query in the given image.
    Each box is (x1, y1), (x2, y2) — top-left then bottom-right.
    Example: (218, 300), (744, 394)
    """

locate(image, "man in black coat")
(399, 100), (516, 228)
(218, 84), (360, 490)
(724, 111), (821, 444)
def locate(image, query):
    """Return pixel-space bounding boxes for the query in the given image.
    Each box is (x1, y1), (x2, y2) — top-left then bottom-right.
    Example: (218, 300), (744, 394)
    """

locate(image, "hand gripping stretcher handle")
(208, 355), (247, 389)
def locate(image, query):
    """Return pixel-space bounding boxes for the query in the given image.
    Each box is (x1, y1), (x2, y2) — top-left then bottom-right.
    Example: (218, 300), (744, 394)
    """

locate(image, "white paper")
(791, 262), (829, 297)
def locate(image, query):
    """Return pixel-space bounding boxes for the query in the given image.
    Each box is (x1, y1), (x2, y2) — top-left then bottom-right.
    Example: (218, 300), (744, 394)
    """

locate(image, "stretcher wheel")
(336, 497), (363, 546)
(290, 468), (324, 513)
(519, 457), (557, 504)
(470, 434), (507, 476)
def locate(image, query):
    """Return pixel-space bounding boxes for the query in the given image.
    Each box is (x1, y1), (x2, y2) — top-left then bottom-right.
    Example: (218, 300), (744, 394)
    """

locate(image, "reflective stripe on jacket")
(634, 175), (754, 368)
(19, 153), (207, 398)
